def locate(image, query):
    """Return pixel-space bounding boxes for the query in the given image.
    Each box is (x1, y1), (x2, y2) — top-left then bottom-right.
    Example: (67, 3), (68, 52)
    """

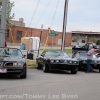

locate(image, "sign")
(48, 30), (58, 37)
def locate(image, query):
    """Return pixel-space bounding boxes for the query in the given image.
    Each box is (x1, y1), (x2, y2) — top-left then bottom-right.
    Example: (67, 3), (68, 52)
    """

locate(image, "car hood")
(0, 56), (25, 62)
(77, 57), (98, 61)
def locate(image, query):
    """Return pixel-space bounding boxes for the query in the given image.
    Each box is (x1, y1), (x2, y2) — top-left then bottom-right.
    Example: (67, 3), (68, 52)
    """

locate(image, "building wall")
(10, 18), (25, 27)
(6, 26), (72, 46)
(72, 33), (100, 43)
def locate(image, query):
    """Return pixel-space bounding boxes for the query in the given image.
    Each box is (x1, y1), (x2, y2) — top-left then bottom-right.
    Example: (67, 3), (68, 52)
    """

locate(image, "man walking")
(86, 45), (94, 73)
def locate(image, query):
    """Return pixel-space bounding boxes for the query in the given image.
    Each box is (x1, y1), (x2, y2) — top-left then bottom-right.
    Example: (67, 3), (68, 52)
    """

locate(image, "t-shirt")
(75, 45), (79, 48)
(87, 49), (94, 60)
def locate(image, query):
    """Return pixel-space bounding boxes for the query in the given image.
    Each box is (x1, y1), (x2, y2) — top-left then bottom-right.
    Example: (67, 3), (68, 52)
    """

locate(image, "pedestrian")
(20, 43), (25, 50)
(4, 41), (7, 47)
(75, 43), (79, 48)
(86, 45), (94, 73)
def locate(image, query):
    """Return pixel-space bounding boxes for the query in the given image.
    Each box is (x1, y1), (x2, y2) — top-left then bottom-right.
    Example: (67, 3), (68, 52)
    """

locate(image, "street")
(0, 69), (100, 100)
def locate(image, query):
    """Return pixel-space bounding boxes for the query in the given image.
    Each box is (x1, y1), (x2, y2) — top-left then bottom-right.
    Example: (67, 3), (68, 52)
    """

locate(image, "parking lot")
(0, 69), (100, 100)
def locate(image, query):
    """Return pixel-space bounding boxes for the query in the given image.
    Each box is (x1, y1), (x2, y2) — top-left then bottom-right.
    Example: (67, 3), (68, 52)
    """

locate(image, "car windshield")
(44, 51), (69, 57)
(0, 48), (23, 57)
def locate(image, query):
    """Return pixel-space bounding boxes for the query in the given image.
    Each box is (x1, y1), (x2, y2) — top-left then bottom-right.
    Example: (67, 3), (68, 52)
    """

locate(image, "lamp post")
(61, 0), (68, 51)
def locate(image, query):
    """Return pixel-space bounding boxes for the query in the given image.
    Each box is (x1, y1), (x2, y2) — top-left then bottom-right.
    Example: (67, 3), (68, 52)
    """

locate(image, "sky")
(10, 0), (100, 32)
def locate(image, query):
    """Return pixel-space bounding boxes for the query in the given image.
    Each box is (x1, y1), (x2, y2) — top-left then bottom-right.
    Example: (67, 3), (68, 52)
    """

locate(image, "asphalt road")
(0, 69), (100, 100)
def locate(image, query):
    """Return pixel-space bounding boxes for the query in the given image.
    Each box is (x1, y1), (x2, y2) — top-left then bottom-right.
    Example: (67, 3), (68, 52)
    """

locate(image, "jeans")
(87, 59), (93, 72)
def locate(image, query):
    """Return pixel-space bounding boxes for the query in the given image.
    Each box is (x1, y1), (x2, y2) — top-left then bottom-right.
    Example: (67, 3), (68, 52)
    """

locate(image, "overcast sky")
(10, 0), (100, 32)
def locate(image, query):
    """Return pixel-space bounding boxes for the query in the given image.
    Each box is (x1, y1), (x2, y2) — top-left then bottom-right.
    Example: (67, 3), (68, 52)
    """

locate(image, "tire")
(99, 69), (100, 73)
(36, 61), (41, 69)
(20, 66), (27, 79)
(43, 63), (49, 72)
(71, 71), (77, 74)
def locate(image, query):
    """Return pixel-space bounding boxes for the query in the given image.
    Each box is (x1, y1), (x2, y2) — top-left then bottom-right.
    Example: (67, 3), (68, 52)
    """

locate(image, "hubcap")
(36, 61), (38, 68)
(43, 64), (45, 71)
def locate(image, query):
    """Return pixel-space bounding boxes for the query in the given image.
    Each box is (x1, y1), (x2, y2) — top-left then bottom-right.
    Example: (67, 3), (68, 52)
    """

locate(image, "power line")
(29, 0), (41, 27)
(34, 0), (52, 28)
(50, 0), (60, 28)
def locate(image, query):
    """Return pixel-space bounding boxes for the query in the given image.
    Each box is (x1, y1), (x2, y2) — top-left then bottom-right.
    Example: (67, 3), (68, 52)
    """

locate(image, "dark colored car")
(81, 42), (98, 49)
(36, 50), (79, 74)
(0, 47), (27, 78)
(72, 51), (100, 72)
(72, 42), (99, 54)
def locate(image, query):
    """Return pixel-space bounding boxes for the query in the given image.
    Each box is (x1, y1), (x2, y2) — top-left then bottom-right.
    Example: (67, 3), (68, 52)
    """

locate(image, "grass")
(64, 49), (72, 54)
(27, 59), (36, 68)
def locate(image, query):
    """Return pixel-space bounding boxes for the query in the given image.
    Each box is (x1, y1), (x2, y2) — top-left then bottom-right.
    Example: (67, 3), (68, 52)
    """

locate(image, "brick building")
(6, 25), (72, 47)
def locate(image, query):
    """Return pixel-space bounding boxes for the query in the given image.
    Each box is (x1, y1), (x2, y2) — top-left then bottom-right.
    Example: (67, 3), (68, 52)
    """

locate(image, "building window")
(16, 31), (22, 39)
(6, 30), (9, 37)
(58, 39), (62, 45)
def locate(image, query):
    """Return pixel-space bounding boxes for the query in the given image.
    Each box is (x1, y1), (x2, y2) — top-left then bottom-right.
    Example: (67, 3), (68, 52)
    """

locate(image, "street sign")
(48, 30), (58, 37)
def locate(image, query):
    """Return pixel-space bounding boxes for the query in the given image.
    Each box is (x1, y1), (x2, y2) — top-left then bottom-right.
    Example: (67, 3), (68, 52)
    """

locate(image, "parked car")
(0, 47), (27, 78)
(72, 42), (100, 54)
(81, 42), (99, 49)
(36, 50), (79, 74)
(72, 51), (100, 72)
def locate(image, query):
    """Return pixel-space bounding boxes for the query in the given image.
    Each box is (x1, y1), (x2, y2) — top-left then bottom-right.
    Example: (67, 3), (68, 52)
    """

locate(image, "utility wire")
(50, 0), (59, 28)
(34, 0), (52, 28)
(29, 0), (41, 27)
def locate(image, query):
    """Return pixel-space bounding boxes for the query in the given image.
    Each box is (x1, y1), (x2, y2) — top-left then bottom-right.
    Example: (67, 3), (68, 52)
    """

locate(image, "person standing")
(4, 41), (7, 47)
(75, 43), (79, 48)
(86, 45), (94, 73)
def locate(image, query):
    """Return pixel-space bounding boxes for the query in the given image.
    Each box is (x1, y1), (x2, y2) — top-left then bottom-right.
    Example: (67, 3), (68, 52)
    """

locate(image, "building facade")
(6, 25), (72, 47)
(72, 31), (100, 44)
(10, 18), (25, 27)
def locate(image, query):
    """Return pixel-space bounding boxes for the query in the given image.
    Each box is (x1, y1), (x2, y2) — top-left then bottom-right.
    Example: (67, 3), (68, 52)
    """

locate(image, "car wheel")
(20, 66), (27, 79)
(99, 69), (100, 73)
(43, 63), (49, 72)
(36, 61), (41, 69)
(71, 71), (77, 74)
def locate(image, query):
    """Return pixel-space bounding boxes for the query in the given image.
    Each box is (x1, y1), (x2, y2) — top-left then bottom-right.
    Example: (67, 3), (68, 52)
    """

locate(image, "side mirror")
(41, 54), (44, 57)
(23, 55), (26, 58)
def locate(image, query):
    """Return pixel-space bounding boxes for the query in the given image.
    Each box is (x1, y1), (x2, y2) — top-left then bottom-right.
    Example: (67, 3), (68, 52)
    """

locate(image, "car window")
(63, 52), (69, 58)
(75, 52), (86, 58)
(0, 48), (23, 57)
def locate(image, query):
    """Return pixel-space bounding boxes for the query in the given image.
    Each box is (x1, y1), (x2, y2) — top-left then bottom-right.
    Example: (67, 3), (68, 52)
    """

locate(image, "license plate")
(0, 69), (7, 73)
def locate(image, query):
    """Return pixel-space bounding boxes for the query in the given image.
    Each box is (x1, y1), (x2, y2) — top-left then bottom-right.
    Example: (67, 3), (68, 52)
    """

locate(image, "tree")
(0, 0), (14, 26)
(96, 40), (100, 45)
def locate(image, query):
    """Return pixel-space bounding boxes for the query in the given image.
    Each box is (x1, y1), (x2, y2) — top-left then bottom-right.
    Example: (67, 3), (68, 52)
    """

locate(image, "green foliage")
(96, 40), (100, 45)
(0, 0), (14, 26)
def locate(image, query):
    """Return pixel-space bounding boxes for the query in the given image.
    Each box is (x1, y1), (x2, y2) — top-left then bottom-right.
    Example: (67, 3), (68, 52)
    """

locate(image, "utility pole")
(0, 0), (8, 47)
(37, 24), (43, 57)
(61, 0), (68, 51)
